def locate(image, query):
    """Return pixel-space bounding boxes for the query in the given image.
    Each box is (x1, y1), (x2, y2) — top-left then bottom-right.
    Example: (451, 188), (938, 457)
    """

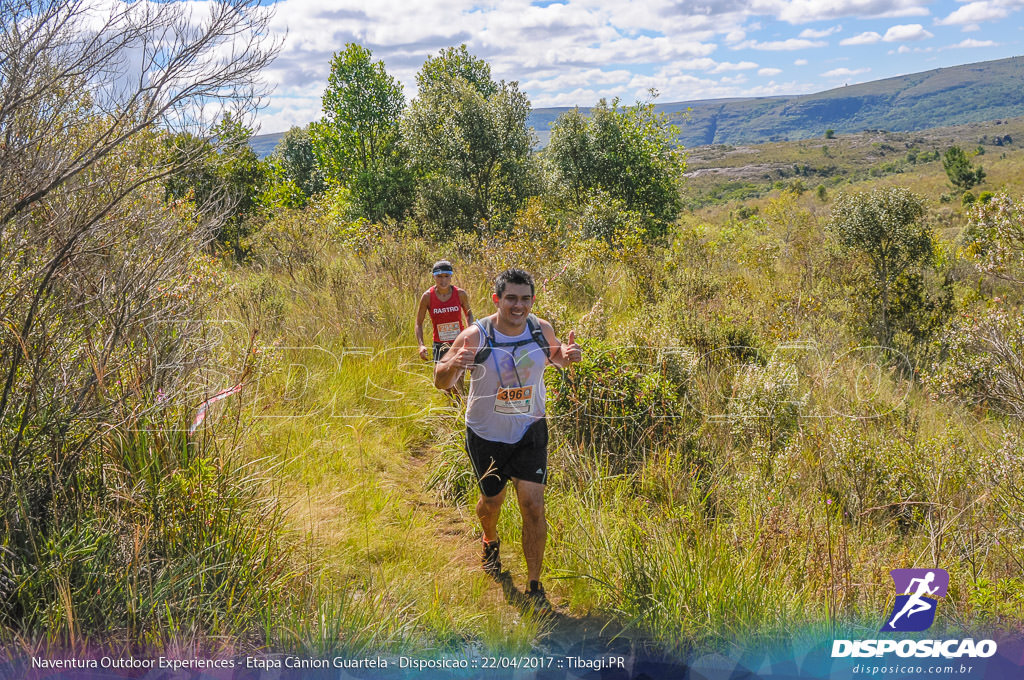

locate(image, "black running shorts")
(432, 341), (452, 363)
(466, 419), (548, 497)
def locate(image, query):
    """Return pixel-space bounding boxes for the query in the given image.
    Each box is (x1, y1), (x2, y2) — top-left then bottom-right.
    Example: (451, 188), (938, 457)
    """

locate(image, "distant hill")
(250, 55), (1024, 156)
(250, 132), (284, 159)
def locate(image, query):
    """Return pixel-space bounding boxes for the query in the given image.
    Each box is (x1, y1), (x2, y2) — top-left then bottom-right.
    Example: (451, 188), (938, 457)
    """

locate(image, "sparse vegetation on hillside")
(682, 117), (1024, 209)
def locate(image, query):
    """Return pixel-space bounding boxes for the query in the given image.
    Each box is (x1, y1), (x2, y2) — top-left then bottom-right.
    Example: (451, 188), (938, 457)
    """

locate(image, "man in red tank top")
(416, 260), (475, 366)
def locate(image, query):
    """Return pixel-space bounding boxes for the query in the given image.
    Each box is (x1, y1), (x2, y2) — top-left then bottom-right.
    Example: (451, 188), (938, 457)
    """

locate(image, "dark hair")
(494, 268), (534, 297)
(431, 260), (454, 275)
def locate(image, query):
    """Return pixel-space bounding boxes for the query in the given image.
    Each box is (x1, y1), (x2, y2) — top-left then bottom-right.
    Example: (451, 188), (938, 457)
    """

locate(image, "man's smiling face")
(494, 283), (534, 328)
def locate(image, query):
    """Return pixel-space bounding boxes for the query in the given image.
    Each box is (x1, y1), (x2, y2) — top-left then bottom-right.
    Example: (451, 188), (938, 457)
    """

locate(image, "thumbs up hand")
(563, 329), (582, 364)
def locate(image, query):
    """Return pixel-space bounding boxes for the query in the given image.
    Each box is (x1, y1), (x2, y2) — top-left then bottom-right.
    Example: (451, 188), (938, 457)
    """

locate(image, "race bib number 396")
(494, 385), (533, 414)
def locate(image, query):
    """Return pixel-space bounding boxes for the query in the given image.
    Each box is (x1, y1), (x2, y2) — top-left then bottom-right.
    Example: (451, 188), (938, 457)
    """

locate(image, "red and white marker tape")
(189, 383), (243, 435)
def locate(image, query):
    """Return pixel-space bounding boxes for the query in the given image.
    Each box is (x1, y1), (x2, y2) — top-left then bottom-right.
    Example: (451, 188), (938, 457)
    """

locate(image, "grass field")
(216, 127), (1024, 655)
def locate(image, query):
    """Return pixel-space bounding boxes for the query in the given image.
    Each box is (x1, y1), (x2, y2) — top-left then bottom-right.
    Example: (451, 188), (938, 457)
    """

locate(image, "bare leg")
(477, 487), (506, 543)
(514, 479), (546, 583)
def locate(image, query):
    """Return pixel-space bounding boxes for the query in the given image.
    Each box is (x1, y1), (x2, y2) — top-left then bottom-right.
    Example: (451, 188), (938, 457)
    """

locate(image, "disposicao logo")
(832, 568), (998, 659)
(881, 568), (949, 632)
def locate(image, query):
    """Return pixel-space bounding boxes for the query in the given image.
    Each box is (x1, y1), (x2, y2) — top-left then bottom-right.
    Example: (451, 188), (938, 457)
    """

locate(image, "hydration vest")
(473, 314), (550, 364)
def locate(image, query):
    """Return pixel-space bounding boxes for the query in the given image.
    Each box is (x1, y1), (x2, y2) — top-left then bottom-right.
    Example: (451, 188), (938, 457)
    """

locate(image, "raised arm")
(434, 325), (481, 389)
(540, 320), (581, 369)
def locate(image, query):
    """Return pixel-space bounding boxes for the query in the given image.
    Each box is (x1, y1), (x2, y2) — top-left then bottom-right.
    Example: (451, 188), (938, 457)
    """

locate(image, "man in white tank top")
(434, 268), (581, 611)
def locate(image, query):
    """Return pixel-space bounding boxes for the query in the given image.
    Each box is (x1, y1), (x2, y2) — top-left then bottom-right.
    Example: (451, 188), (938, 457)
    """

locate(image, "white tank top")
(466, 323), (548, 444)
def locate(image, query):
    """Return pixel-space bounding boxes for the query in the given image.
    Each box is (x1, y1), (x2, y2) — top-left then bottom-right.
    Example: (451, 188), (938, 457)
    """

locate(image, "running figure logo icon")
(881, 568), (949, 632)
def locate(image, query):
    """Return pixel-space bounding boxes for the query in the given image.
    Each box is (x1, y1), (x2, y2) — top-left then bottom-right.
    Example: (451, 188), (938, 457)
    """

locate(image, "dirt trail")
(272, 392), (667, 663)
(397, 413), (656, 660)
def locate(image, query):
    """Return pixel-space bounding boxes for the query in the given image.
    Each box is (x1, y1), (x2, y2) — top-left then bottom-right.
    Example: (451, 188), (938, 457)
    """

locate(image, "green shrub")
(926, 308), (1024, 418)
(575, 190), (649, 244)
(548, 340), (691, 473)
(824, 435), (919, 529)
(728, 357), (807, 474)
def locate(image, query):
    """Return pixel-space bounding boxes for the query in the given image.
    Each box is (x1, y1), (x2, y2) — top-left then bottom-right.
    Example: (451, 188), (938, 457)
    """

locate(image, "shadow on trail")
(496, 574), (680, 674)
(497, 577), (846, 680)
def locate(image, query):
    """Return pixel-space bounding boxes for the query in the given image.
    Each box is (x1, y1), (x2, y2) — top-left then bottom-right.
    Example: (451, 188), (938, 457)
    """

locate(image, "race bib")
(437, 321), (461, 342)
(494, 385), (533, 414)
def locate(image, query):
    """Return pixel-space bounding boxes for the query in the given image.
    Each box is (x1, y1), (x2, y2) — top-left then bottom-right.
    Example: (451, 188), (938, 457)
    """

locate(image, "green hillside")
(669, 55), (1024, 146)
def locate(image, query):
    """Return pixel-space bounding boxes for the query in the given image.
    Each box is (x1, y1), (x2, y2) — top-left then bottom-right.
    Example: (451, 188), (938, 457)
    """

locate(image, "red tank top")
(429, 285), (465, 343)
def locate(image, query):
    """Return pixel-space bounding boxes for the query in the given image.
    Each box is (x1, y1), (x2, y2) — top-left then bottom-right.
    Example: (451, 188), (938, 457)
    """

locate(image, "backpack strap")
(472, 314), (551, 364)
(472, 317), (497, 364)
(526, 314), (550, 359)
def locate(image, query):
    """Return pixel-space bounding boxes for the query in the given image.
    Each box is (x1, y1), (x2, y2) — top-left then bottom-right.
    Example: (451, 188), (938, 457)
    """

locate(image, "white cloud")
(794, 58), (808, 65)
(774, 0), (929, 24)
(936, 1), (1011, 26)
(258, 98), (323, 133)
(799, 24), (841, 38)
(948, 38), (998, 48)
(725, 28), (748, 43)
(840, 31), (882, 45)
(719, 74), (749, 85)
(732, 38), (827, 50)
(759, 67), (783, 75)
(521, 68), (632, 92)
(532, 87), (620, 107)
(882, 23), (934, 41)
(712, 60), (761, 72)
(821, 67), (871, 77)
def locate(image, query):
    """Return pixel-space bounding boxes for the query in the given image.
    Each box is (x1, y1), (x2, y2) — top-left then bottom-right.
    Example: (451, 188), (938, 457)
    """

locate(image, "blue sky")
(255, 0), (1024, 134)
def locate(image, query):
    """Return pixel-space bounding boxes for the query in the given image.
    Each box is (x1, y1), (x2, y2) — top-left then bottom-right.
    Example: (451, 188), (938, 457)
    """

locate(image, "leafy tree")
(272, 125), (325, 200)
(547, 108), (593, 206)
(415, 44), (499, 97)
(259, 157), (308, 212)
(829, 187), (935, 349)
(404, 45), (537, 232)
(311, 43), (412, 220)
(547, 97), (685, 239)
(825, 129), (835, 139)
(165, 114), (265, 259)
(943, 145), (985, 193)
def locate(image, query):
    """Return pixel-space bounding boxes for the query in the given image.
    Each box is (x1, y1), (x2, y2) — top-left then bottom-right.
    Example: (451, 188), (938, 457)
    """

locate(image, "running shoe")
(482, 538), (502, 578)
(526, 580), (552, 613)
